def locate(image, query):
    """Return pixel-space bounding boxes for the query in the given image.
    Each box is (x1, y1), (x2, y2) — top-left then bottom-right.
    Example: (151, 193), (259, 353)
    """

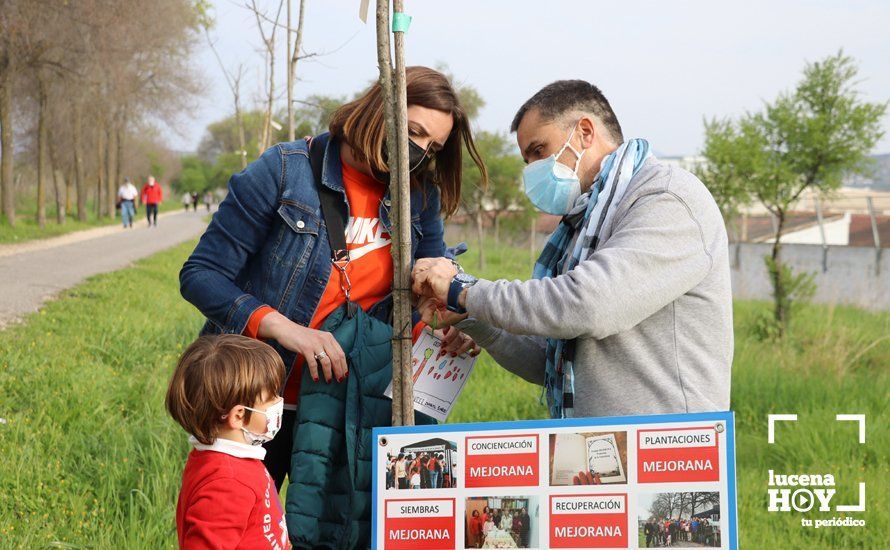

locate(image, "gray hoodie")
(457, 158), (733, 417)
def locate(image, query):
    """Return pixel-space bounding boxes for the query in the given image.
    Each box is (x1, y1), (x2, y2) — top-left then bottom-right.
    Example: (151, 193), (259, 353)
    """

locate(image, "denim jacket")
(179, 133), (446, 351)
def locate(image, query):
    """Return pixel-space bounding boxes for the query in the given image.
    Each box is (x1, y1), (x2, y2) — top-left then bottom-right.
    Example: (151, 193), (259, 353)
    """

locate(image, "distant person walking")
(141, 175), (162, 226)
(203, 191), (213, 212)
(181, 191), (192, 212)
(191, 192), (199, 212)
(117, 177), (138, 228)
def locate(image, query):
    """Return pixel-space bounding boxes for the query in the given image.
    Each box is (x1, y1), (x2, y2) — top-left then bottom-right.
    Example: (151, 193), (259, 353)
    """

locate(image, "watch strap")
(447, 277), (467, 314)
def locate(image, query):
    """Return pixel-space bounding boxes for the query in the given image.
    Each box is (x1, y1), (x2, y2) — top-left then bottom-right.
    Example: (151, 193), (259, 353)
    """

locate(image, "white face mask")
(241, 398), (284, 446)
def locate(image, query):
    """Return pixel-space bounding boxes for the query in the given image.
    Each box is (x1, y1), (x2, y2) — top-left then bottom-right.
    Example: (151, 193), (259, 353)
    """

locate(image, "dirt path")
(0, 209), (209, 328)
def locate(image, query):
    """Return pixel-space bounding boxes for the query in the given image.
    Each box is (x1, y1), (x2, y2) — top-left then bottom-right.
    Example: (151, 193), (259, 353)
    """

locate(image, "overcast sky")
(177, 0), (890, 156)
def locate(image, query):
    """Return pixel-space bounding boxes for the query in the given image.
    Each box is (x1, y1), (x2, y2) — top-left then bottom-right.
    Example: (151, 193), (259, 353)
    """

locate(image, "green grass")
(0, 211), (120, 244)
(0, 238), (887, 548)
(0, 241), (201, 547)
(0, 201), (188, 244)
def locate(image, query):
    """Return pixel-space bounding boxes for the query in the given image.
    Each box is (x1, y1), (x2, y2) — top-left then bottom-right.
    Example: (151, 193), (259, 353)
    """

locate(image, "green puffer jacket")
(285, 305), (434, 549)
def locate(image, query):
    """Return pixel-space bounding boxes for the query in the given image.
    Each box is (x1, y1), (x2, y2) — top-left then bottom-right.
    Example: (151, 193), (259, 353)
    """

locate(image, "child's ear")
(222, 405), (245, 430)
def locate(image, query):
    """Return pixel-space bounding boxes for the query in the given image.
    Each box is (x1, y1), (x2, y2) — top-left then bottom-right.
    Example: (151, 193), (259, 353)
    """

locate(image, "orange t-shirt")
(246, 160), (395, 406)
(309, 160), (394, 330)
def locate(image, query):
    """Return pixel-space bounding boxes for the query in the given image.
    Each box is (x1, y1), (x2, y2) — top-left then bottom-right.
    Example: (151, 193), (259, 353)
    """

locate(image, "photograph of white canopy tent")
(381, 436), (458, 489)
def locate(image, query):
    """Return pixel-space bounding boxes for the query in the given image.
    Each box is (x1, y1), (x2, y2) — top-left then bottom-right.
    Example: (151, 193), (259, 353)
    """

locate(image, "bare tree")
(286, 0), (306, 141)
(199, 2), (251, 171)
(246, 0), (286, 153)
(0, 14), (15, 225)
(376, 0), (414, 426)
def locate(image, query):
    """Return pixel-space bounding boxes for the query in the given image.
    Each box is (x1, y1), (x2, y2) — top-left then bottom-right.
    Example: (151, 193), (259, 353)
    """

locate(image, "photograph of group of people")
(464, 496), (537, 549)
(549, 430), (628, 485)
(638, 491), (722, 547)
(382, 437), (458, 490)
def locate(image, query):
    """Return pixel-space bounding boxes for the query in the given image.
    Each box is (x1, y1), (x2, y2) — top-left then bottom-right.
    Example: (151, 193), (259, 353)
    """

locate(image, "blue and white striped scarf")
(532, 138), (652, 418)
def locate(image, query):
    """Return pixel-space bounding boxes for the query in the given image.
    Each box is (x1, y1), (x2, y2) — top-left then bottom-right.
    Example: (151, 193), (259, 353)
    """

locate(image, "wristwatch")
(447, 272), (478, 314)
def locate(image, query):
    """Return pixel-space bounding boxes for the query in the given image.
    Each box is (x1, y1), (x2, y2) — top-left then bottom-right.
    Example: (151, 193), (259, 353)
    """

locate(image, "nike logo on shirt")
(344, 217), (391, 261)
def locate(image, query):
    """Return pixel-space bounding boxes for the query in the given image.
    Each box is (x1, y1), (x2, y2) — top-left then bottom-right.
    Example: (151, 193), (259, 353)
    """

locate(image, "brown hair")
(165, 335), (285, 445)
(329, 66), (487, 217)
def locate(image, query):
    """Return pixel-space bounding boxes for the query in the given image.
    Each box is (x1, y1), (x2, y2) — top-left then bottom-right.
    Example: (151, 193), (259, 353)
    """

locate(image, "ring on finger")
(314, 350), (328, 360)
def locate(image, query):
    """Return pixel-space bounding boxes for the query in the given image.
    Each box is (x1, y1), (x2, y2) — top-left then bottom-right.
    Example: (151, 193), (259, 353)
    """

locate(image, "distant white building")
(660, 155), (707, 173)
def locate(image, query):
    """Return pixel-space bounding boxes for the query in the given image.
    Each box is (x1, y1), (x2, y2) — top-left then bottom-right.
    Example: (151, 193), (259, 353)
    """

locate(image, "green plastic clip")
(392, 12), (412, 33)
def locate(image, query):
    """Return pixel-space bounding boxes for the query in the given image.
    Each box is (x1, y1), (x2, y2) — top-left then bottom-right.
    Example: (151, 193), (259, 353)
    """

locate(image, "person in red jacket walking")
(141, 175), (163, 226)
(166, 334), (289, 549)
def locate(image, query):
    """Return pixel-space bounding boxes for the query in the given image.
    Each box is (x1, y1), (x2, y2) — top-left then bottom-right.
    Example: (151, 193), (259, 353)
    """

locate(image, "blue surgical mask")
(522, 124), (586, 215)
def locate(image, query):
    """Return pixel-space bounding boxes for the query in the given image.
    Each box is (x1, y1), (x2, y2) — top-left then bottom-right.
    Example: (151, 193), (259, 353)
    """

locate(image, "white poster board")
(372, 411), (738, 549)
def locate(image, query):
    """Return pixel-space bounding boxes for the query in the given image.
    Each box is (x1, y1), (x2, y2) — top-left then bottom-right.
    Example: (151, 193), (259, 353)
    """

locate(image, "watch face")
(455, 272), (477, 285)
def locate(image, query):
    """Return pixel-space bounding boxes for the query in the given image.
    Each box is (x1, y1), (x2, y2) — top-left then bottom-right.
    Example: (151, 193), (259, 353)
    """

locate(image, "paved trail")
(0, 210), (209, 328)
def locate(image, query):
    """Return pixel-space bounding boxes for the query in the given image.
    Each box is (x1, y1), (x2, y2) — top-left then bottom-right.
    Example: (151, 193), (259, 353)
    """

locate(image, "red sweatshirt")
(141, 182), (163, 205)
(176, 436), (289, 549)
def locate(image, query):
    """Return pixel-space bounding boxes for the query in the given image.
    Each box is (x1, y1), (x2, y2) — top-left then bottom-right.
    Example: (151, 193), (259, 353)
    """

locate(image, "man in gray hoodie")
(412, 80), (732, 418)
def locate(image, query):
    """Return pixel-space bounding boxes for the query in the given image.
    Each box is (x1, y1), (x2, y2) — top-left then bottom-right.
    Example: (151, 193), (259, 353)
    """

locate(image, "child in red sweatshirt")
(166, 334), (289, 549)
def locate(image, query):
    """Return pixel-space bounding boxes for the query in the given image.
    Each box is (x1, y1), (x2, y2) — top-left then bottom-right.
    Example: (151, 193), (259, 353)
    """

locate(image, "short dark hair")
(165, 335), (285, 445)
(511, 80), (624, 144)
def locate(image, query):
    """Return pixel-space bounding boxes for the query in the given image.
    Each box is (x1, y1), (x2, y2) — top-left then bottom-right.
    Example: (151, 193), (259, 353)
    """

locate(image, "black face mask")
(372, 139), (433, 183)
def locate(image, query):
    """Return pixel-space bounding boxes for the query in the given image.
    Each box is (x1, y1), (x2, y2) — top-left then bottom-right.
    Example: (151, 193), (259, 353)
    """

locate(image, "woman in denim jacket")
(180, 66), (487, 486)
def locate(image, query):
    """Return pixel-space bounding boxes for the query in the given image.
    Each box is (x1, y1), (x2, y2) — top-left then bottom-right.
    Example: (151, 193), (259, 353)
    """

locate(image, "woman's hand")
(437, 326), (481, 357)
(258, 311), (348, 383)
(417, 296), (467, 328)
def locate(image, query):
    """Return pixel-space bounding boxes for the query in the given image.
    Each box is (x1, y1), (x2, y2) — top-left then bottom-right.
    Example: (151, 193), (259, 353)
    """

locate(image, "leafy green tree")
(485, 138), (528, 247)
(197, 109), (266, 164)
(701, 52), (886, 334)
(294, 94), (346, 136)
(173, 155), (212, 193)
(460, 131), (530, 268)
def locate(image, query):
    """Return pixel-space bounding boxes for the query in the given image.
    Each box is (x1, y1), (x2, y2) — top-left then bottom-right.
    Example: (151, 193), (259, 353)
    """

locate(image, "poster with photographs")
(372, 411), (737, 549)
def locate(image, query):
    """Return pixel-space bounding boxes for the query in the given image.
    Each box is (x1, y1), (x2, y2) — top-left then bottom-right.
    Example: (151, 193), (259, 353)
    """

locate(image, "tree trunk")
(260, 46), (275, 152)
(529, 215), (536, 264)
(493, 213), (500, 248)
(475, 209), (485, 270)
(49, 140), (65, 224)
(52, 168), (65, 224)
(377, 0), (414, 426)
(72, 103), (87, 221)
(0, 62), (14, 226)
(115, 114), (124, 198)
(770, 210), (787, 332)
(235, 93), (247, 169)
(66, 166), (75, 218)
(392, 0), (413, 425)
(287, 0), (306, 142)
(96, 120), (105, 218)
(105, 120), (117, 219)
(36, 73), (48, 228)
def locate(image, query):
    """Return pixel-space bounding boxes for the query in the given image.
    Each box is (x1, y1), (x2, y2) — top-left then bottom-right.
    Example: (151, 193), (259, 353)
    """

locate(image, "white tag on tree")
(385, 327), (477, 422)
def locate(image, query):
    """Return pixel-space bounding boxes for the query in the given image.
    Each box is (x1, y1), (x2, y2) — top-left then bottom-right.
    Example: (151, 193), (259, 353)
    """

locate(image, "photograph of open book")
(549, 431), (628, 485)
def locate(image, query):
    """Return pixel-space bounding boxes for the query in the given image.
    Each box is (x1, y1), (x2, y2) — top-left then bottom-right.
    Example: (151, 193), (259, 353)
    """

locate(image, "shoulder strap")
(308, 137), (348, 261)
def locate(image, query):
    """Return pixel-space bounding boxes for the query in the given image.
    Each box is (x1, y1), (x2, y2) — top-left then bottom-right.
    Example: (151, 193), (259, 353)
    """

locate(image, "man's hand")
(417, 296), (467, 328)
(412, 257), (458, 303)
